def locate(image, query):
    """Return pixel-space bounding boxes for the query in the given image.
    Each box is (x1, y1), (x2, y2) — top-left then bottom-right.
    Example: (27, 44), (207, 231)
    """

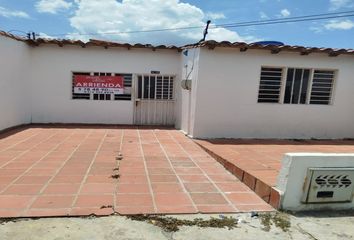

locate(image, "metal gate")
(134, 75), (175, 125)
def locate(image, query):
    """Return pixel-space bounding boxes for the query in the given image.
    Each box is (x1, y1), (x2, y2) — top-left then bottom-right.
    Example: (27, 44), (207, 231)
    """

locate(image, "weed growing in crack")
(259, 212), (291, 232)
(127, 215), (238, 232)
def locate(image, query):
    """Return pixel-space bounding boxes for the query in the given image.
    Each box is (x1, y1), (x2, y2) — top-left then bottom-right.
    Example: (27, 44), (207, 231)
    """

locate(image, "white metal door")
(134, 75), (175, 126)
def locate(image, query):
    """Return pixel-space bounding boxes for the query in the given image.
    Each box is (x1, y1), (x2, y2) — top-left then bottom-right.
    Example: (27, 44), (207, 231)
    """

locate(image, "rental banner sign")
(74, 75), (124, 94)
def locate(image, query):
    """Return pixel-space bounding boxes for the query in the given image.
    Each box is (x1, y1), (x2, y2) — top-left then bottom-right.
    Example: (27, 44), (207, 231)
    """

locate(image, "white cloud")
(0, 6), (29, 18)
(206, 12), (226, 20)
(69, 0), (258, 45)
(324, 20), (354, 30)
(38, 32), (56, 39)
(36, 0), (72, 14)
(309, 26), (323, 33)
(280, 9), (291, 17)
(259, 11), (268, 19)
(329, 0), (354, 10)
(310, 19), (354, 33)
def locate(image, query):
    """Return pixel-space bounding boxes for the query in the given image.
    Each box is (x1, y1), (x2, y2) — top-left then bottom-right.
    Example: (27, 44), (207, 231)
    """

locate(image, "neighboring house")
(1, 31), (354, 139)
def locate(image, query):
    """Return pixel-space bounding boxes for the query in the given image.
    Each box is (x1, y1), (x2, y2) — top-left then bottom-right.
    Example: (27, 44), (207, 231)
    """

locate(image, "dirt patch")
(0, 218), (33, 225)
(259, 212), (291, 232)
(0, 218), (18, 225)
(127, 215), (238, 232)
(111, 174), (120, 179)
(116, 153), (123, 161)
(100, 205), (113, 210)
(111, 153), (121, 179)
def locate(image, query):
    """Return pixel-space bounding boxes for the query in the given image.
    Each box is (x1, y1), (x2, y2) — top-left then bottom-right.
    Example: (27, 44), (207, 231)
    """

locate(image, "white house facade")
(180, 44), (354, 139)
(1, 31), (354, 139)
(0, 33), (182, 130)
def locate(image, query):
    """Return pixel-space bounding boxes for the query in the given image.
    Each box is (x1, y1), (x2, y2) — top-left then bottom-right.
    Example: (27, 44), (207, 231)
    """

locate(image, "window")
(284, 68), (310, 104)
(257, 67), (335, 105)
(137, 75), (174, 100)
(72, 72), (132, 101)
(310, 70), (335, 105)
(258, 67), (283, 103)
(115, 74), (132, 100)
(72, 72), (91, 100)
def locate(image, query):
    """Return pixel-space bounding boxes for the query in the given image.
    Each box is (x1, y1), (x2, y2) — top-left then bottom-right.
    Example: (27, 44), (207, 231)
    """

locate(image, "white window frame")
(257, 66), (284, 103)
(90, 72), (114, 101)
(257, 66), (337, 105)
(309, 69), (337, 105)
(283, 68), (312, 105)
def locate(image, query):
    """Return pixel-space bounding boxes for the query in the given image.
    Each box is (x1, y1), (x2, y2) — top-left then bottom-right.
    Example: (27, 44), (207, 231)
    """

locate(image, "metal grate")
(284, 68), (310, 104)
(115, 74), (132, 101)
(310, 70), (335, 105)
(137, 75), (174, 100)
(257, 67), (283, 103)
(302, 168), (354, 203)
(315, 175), (352, 188)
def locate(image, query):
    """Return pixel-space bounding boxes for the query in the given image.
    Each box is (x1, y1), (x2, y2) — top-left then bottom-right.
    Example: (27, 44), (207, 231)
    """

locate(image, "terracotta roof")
(0, 31), (27, 42)
(1, 30), (354, 56)
(29, 38), (182, 51)
(0, 30), (181, 51)
(184, 40), (354, 56)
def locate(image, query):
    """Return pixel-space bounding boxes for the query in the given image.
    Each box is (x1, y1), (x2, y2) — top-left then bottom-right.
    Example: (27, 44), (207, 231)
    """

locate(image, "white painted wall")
(29, 45), (181, 125)
(0, 36), (31, 131)
(174, 52), (184, 129)
(176, 48), (200, 135)
(189, 47), (354, 139)
(277, 153), (354, 211)
(3, 35), (354, 138)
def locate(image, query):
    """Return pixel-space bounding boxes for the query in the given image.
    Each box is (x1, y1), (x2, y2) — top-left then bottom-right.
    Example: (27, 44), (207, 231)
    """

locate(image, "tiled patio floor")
(0, 126), (272, 218)
(196, 139), (354, 207)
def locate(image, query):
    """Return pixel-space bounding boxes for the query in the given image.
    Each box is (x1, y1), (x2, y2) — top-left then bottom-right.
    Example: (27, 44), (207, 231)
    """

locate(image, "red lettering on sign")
(74, 75), (124, 89)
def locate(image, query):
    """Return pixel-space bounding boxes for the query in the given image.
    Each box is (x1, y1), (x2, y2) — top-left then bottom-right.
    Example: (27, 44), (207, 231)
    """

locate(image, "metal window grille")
(283, 68), (311, 104)
(258, 67), (336, 105)
(257, 67), (283, 103)
(309, 70), (335, 105)
(115, 74), (132, 101)
(92, 72), (111, 101)
(137, 75), (174, 100)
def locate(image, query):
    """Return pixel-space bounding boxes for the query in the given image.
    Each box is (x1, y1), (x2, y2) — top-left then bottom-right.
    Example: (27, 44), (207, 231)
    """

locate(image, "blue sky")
(0, 0), (354, 48)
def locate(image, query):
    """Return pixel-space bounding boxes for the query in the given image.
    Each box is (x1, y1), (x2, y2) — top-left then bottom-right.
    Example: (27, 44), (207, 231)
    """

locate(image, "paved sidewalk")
(0, 126), (272, 217)
(196, 139), (354, 207)
(1, 212), (354, 240)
